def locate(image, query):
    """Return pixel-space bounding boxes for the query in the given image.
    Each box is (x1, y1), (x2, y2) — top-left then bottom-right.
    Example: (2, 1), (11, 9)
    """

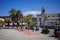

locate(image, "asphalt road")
(0, 28), (58, 40)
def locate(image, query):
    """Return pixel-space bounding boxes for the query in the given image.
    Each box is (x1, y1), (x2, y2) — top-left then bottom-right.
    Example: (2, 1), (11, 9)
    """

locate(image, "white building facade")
(36, 6), (60, 27)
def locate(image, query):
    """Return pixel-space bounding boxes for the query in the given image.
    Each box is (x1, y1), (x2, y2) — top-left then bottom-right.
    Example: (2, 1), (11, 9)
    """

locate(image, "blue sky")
(0, 0), (60, 16)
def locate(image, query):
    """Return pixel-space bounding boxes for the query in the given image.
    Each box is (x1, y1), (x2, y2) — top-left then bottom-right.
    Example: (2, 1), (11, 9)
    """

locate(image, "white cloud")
(22, 11), (41, 16)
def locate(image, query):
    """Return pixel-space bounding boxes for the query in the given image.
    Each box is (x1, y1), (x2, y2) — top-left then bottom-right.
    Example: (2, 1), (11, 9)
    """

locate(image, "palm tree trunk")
(8, 22), (9, 29)
(12, 22), (14, 29)
(20, 19), (23, 29)
(17, 19), (18, 29)
(21, 25), (22, 29)
(28, 22), (30, 30)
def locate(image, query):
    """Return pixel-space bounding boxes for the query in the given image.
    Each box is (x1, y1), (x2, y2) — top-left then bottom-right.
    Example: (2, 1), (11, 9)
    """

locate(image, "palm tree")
(16, 10), (23, 29)
(9, 9), (17, 21)
(9, 9), (23, 29)
(9, 9), (17, 28)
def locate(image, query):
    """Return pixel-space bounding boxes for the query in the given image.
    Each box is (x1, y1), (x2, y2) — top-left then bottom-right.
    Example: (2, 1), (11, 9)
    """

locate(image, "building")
(45, 13), (60, 27)
(0, 18), (5, 22)
(27, 14), (34, 18)
(0, 16), (5, 21)
(32, 17), (37, 25)
(36, 6), (60, 28)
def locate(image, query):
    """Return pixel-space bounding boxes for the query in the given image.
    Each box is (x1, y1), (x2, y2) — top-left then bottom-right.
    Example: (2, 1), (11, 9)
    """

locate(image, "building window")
(52, 16), (54, 17)
(39, 18), (41, 22)
(48, 16), (50, 17)
(59, 22), (60, 25)
(55, 24), (57, 25)
(51, 22), (53, 24)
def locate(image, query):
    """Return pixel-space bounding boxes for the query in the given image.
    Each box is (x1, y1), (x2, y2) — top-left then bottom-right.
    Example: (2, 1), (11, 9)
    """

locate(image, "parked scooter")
(54, 26), (60, 38)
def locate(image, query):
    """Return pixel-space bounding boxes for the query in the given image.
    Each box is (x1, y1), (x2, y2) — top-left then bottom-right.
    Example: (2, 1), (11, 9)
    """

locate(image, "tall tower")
(41, 6), (45, 15)
(41, 6), (45, 27)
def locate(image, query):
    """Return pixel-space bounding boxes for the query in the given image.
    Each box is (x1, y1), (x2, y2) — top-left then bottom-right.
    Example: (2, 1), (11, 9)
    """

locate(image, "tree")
(9, 9), (17, 28)
(16, 10), (23, 29)
(22, 16), (27, 23)
(26, 15), (33, 30)
(9, 9), (23, 29)
(9, 9), (17, 21)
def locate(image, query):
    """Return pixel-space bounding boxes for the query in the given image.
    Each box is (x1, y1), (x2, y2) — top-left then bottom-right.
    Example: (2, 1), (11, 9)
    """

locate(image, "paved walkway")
(0, 29), (58, 40)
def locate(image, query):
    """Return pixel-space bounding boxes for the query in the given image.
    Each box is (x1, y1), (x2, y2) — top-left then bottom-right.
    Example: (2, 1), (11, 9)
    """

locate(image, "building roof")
(45, 12), (60, 15)
(36, 12), (60, 16)
(36, 14), (42, 16)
